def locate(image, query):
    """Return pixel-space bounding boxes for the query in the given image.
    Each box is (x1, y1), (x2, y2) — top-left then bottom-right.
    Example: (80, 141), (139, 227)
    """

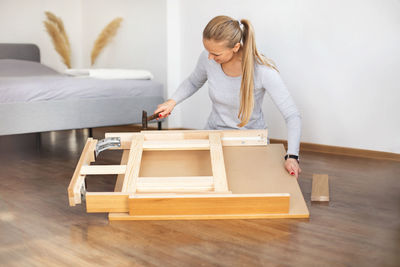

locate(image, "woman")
(155, 15), (302, 178)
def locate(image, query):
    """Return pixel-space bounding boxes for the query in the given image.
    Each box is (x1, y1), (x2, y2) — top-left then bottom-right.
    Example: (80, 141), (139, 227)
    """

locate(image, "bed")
(0, 43), (164, 136)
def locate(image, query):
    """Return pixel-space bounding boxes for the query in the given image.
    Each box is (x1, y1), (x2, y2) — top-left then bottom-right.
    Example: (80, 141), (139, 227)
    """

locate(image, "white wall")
(167, 0), (400, 153)
(0, 0), (83, 70)
(166, 0), (183, 126)
(81, 0), (167, 88)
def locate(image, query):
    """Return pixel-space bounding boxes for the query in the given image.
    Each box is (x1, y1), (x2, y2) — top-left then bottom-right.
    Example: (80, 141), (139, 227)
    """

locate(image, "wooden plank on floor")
(311, 174), (330, 201)
(128, 193), (290, 216)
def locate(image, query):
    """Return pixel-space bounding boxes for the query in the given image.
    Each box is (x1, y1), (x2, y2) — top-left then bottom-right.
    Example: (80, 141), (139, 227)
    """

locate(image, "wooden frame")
(68, 129), (309, 220)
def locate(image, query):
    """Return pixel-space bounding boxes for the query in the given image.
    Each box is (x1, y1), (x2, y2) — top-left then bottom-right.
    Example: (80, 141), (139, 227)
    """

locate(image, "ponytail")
(237, 19), (255, 127)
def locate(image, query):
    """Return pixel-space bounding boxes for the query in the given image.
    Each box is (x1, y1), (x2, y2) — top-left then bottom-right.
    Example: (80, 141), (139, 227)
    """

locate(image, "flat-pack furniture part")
(68, 129), (309, 220)
(311, 174), (330, 201)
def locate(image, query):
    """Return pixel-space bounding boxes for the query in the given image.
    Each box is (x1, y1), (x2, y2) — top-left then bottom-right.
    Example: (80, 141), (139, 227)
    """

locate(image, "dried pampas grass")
(91, 17), (123, 65)
(43, 11), (71, 68)
(45, 11), (70, 50)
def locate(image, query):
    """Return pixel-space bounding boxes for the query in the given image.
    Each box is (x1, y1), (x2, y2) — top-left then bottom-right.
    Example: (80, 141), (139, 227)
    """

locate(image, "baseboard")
(270, 139), (400, 162)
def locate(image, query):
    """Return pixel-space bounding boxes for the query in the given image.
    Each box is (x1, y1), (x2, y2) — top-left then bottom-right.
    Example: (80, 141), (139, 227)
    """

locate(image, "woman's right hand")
(154, 99), (176, 119)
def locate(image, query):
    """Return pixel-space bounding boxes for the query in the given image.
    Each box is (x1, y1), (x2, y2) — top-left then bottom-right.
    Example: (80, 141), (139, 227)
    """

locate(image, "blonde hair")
(203, 15), (278, 127)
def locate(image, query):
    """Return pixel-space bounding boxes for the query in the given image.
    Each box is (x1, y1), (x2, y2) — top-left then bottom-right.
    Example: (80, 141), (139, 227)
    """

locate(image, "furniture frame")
(68, 129), (309, 220)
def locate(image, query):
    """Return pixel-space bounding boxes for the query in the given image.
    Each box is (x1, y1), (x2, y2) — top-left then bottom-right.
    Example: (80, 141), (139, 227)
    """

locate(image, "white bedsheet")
(65, 69), (154, 80)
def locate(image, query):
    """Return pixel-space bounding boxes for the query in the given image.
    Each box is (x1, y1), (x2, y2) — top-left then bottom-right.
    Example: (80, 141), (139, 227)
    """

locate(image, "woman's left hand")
(285, 158), (302, 179)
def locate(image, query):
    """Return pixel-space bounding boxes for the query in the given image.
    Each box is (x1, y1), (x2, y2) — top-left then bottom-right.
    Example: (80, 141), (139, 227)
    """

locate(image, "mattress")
(0, 59), (163, 103)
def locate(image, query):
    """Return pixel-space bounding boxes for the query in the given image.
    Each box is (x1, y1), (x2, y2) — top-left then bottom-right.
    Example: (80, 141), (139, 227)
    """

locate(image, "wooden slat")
(128, 193), (290, 216)
(138, 176), (213, 184)
(136, 176), (214, 192)
(220, 129), (268, 146)
(122, 134), (144, 193)
(140, 129), (268, 142)
(72, 175), (85, 205)
(114, 149), (130, 192)
(209, 133), (229, 192)
(143, 139), (210, 150)
(87, 191), (232, 213)
(136, 186), (213, 193)
(105, 129), (268, 149)
(108, 212), (309, 220)
(311, 174), (330, 201)
(80, 165), (126, 175)
(87, 193), (289, 214)
(67, 138), (97, 206)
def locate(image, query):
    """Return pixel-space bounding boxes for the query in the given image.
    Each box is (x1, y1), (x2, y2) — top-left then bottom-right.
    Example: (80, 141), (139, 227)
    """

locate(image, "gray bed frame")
(0, 43), (164, 136)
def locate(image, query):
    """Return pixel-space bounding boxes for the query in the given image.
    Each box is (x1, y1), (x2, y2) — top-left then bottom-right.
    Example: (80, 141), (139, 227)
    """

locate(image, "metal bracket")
(80, 182), (86, 202)
(95, 137), (121, 157)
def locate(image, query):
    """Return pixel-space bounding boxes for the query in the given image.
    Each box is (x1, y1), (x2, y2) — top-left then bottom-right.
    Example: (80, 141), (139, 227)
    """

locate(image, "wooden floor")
(0, 127), (399, 266)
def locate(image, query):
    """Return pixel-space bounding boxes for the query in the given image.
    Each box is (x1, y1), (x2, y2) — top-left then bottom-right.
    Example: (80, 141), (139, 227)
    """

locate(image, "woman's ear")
(233, 42), (241, 53)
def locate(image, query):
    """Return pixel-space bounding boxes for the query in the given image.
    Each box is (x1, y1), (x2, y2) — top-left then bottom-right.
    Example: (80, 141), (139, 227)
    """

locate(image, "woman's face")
(203, 38), (240, 64)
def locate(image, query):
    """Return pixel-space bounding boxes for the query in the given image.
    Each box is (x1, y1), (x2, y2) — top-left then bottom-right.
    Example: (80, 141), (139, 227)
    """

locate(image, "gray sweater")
(171, 50), (301, 155)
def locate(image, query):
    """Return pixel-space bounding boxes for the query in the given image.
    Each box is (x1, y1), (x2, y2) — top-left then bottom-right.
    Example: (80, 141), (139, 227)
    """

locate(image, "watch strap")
(285, 154), (299, 162)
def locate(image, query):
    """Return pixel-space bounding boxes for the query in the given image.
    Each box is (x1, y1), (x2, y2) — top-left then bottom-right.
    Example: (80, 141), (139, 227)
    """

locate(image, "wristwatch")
(284, 154), (299, 163)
